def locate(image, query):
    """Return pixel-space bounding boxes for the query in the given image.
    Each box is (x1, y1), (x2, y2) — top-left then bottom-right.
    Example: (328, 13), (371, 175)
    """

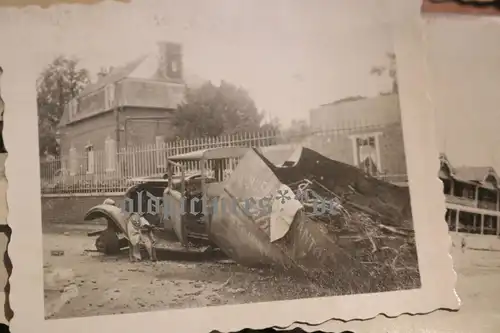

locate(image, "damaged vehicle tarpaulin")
(209, 146), (419, 294)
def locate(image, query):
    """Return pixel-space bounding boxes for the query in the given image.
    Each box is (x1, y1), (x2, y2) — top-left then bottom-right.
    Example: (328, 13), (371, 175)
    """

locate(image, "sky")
(424, 16), (500, 171)
(0, 1), (497, 170)
(0, 0), (394, 127)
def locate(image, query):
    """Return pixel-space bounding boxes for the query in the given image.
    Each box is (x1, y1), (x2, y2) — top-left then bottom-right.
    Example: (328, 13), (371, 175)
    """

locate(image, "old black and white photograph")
(35, 0), (421, 320)
(425, 15), (500, 330)
(313, 13), (500, 333)
(1, 1), (461, 332)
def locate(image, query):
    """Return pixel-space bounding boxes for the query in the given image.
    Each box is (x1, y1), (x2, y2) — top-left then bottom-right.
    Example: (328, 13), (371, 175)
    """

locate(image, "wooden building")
(440, 153), (500, 235)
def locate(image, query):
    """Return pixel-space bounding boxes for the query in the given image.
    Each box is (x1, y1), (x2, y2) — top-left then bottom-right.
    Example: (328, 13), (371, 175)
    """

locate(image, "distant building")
(57, 42), (186, 174)
(439, 153), (500, 235)
(308, 93), (407, 183)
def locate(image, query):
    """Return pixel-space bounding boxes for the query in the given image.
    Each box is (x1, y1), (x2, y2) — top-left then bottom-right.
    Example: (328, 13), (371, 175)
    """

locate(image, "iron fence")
(40, 123), (409, 195)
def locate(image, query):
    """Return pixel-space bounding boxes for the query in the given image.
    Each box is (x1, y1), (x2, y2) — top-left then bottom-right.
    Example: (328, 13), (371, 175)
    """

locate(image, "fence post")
(105, 137), (117, 172)
(69, 147), (77, 176)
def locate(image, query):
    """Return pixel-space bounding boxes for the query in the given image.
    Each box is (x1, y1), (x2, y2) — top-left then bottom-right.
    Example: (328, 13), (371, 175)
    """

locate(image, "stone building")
(308, 93), (407, 182)
(57, 42), (186, 174)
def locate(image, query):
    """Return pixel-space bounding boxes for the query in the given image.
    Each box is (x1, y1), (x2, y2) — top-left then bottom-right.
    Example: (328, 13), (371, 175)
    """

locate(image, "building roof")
(454, 166), (496, 183)
(80, 56), (147, 98)
(439, 153), (499, 188)
(310, 93), (401, 131)
(319, 93), (399, 108)
(59, 42), (202, 129)
(58, 56), (147, 128)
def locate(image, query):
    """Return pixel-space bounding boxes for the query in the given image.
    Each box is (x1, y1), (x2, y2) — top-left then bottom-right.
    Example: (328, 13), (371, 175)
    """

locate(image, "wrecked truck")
(209, 147), (419, 292)
(85, 145), (420, 293)
(84, 144), (303, 253)
(84, 146), (251, 254)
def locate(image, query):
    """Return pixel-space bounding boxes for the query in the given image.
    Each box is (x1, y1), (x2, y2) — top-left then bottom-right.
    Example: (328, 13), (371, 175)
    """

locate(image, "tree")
(37, 56), (90, 156)
(260, 114), (281, 133)
(281, 119), (310, 142)
(370, 52), (398, 94)
(172, 80), (265, 138)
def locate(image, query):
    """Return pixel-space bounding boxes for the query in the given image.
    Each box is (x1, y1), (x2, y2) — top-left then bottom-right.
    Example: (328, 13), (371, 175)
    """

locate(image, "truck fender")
(84, 204), (128, 236)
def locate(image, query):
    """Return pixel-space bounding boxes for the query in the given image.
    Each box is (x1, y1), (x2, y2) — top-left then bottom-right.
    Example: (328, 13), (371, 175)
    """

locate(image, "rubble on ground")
(273, 148), (419, 292)
(211, 147), (420, 294)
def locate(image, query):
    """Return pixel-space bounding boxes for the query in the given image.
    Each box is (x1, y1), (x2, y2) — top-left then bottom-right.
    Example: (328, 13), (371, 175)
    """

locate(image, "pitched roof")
(79, 56), (147, 97)
(439, 153), (499, 186)
(454, 166), (496, 183)
(58, 55), (149, 128)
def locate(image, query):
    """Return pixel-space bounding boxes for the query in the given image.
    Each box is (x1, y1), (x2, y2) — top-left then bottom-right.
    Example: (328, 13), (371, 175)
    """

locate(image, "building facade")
(308, 93), (407, 182)
(440, 153), (500, 235)
(57, 42), (186, 175)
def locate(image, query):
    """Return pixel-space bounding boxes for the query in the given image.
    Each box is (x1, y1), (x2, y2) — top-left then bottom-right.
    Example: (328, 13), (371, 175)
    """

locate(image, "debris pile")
(268, 148), (420, 293)
(211, 147), (419, 294)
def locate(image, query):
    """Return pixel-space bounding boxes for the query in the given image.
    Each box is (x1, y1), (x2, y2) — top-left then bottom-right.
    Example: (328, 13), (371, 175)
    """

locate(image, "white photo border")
(3, 1), (458, 332)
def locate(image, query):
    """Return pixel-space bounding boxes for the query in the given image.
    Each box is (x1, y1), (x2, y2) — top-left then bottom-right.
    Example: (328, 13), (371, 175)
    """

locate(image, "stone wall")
(41, 194), (123, 226)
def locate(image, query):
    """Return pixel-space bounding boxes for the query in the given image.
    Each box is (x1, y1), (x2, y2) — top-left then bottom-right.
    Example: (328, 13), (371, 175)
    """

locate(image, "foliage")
(260, 115), (281, 133)
(370, 52), (398, 94)
(37, 56), (90, 157)
(172, 80), (268, 139)
(281, 119), (310, 142)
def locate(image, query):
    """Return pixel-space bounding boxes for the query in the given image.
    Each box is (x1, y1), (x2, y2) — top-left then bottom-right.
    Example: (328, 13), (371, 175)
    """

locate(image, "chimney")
(97, 66), (114, 80)
(157, 41), (183, 81)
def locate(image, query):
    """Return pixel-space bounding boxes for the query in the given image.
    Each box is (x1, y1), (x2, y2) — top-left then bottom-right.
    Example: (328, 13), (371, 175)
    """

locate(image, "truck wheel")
(95, 229), (121, 255)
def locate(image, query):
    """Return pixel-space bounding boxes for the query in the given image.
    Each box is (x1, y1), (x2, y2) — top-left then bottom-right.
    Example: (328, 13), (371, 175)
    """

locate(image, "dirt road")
(43, 225), (327, 319)
(44, 225), (500, 326)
